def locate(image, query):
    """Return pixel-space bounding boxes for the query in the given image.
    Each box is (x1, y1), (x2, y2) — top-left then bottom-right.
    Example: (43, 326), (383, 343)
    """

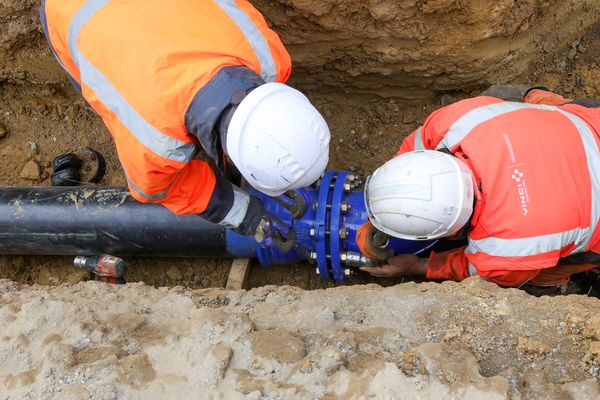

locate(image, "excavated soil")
(2, 0), (600, 397)
(2, 278), (600, 399)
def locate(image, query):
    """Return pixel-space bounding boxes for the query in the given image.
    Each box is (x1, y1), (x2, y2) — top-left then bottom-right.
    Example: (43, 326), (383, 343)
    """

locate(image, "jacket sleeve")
(425, 246), (541, 287)
(425, 247), (471, 281)
(523, 88), (572, 105)
(397, 96), (505, 154)
(125, 157), (219, 216)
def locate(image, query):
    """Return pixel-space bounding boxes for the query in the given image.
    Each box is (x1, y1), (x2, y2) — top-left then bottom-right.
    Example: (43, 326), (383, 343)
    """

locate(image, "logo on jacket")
(511, 169), (524, 183)
(511, 168), (529, 215)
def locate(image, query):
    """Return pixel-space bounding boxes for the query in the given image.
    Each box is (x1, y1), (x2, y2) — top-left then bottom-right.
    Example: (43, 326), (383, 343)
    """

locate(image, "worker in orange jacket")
(361, 87), (600, 293)
(40, 0), (330, 246)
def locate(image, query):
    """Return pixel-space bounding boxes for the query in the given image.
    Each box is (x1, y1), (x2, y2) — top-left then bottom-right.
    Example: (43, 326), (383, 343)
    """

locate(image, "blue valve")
(226, 170), (436, 282)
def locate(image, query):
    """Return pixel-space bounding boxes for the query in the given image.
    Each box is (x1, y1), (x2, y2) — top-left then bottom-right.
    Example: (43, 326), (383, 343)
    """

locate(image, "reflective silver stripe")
(468, 263), (478, 276)
(467, 228), (583, 257)
(413, 127), (424, 150)
(126, 175), (169, 201)
(214, 0), (277, 82)
(67, 1), (197, 163)
(436, 102), (558, 150)
(219, 186), (250, 228)
(466, 108), (600, 258)
(556, 109), (600, 253)
(79, 55), (196, 162)
(68, 0), (109, 66)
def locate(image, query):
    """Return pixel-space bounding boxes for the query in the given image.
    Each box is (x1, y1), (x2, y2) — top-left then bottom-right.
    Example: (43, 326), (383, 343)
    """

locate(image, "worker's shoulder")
(423, 96), (505, 132)
(439, 96), (505, 114)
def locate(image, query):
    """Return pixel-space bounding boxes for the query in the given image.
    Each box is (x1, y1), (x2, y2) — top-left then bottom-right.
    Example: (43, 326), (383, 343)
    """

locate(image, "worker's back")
(400, 96), (600, 278)
(42, 0), (291, 134)
(40, 0), (292, 214)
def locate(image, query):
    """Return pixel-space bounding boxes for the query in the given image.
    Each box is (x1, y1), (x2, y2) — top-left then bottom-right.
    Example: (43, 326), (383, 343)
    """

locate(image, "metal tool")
(74, 254), (128, 278)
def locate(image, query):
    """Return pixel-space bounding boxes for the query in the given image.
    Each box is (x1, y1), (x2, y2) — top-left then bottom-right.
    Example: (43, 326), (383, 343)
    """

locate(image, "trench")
(1, 1), (600, 289)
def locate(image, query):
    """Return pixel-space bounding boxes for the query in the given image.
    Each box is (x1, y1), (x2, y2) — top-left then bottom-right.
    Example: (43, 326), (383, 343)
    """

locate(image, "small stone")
(368, 0), (398, 22)
(590, 341), (600, 356)
(20, 160), (41, 180)
(402, 110), (416, 124)
(517, 337), (549, 355)
(356, 133), (369, 149)
(300, 357), (313, 373)
(29, 142), (38, 152)
(542, 40), (554, 53)
(166, 266), (183, 281)
(441, 94), (456, 106)
(0, 123), (7, 138)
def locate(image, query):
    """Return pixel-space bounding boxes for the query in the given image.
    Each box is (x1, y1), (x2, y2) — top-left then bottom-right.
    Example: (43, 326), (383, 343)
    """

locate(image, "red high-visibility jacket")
(399, 93), (600, 286)
(41, 0), (291, 216)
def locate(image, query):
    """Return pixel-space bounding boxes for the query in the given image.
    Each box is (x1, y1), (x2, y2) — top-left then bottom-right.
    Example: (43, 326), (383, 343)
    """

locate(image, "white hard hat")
(227, 82), (330, 196)
(364, 150), (476, 240)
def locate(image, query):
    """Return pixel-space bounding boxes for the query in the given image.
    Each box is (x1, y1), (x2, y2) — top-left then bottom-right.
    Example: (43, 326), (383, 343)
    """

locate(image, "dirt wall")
(3, 0), (600, 99)
(255, 0), (600, 98)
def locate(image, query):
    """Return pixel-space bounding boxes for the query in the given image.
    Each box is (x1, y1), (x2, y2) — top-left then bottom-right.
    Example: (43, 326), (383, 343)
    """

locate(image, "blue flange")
(315, 171), (335, 279)
(329, 171), (348, 281)
(243, 170), (437, 282)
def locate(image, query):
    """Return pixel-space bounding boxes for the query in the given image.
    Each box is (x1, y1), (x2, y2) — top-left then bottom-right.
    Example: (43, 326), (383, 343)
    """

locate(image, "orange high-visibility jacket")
(41, 0), (291, 216)
(399, 94), (600, 286)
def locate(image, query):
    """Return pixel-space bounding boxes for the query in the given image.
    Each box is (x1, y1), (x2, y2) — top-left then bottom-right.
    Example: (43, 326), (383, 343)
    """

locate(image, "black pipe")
(0, 186), (242, 257)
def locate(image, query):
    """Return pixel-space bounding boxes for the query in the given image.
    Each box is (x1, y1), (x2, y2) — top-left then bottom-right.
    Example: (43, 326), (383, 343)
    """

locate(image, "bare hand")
(360, 254), (428, 278)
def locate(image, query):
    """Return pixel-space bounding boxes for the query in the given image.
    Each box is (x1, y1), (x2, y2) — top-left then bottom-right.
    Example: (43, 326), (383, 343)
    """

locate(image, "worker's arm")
(428, 247), (547, 286)
(522, 87), (600, 108)
(523, 87), (572, 105)
(361, 246), (543, 287)
(397, 97), (504, 154)
(123, 152), (262, 235)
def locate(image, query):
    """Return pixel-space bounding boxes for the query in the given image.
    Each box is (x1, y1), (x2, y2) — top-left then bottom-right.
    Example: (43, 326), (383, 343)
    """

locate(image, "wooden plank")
(226, 257), (252, 289)
(226, 177), (252, 290)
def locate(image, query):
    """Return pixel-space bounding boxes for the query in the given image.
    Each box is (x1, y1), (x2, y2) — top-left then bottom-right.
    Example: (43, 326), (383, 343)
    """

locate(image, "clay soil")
(2, 0), (600, 398)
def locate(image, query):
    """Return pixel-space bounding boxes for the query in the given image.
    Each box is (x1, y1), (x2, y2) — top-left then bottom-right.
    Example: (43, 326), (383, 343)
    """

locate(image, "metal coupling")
(341, 251), (378, 267)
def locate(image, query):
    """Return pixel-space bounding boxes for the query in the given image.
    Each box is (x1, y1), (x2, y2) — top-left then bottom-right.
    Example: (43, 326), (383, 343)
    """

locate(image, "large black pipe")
(0, 186), (254, 257)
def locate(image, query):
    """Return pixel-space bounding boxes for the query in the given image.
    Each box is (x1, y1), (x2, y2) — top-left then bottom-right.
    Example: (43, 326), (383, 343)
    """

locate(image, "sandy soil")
(2, 278), (600, 399)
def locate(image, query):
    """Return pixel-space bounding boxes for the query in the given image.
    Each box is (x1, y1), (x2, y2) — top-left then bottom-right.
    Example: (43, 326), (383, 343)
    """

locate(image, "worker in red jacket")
(361, 87), (600, 293)
(40, 0), (330, 246)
